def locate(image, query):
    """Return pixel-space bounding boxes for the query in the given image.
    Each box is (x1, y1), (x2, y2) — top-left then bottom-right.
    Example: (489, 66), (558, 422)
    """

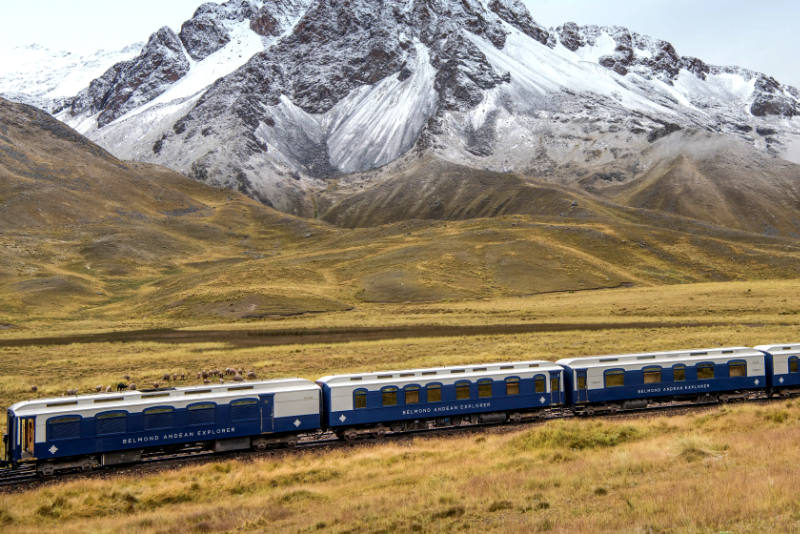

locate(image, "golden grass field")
(1, 280), (799, 533)
(4, 97), (800, 532)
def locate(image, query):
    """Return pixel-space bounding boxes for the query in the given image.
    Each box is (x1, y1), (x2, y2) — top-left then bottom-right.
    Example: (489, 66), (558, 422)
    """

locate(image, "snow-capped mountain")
(47, 0), (800, 214)
(0, 43), (143, 112)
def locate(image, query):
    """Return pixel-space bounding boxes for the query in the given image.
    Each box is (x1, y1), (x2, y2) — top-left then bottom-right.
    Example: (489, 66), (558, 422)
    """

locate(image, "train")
(2, 343), (798, 475)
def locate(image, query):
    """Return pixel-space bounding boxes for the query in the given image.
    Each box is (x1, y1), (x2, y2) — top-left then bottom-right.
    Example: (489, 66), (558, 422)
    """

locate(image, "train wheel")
(38, 464), (55, 476)
(80, 458), (99, 471)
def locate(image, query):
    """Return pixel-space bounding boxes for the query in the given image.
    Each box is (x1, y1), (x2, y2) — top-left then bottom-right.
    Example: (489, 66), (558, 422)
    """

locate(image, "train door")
(259, 394), (274, 433)
(20, 417), (35, 458)
(576, 371), (588, 404)
(549, 371), (561, 404)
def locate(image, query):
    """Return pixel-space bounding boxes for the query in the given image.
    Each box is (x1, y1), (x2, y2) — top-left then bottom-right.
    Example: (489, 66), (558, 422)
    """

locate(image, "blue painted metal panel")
(29, 407), (321, 462)
(326, 376), (562, 428)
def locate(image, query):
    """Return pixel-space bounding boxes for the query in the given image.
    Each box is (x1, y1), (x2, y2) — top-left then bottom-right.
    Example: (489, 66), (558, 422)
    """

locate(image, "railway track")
(1, 394), (774, 493)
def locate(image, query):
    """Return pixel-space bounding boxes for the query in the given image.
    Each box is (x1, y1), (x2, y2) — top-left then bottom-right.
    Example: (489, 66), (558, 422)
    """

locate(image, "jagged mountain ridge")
(0, 43), (143, 112)
(49, 0), (800, 215)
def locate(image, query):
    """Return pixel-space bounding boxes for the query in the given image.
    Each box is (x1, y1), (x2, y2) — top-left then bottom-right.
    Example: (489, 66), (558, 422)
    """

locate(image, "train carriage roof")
(9, 378), (319, 417)
(318, 360), (563, 388)
(557, 347), (763, 370)
(754, 343), (800, 354)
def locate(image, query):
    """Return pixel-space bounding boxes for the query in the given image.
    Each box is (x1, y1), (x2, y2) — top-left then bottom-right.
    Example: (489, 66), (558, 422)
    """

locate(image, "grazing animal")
(30, 385), (38, 392)
(233, 374), (244, 382)
(203, 379), (210, 385)
(247, 371), (257, 379)
(152, 382), (160, 389)
(128, 383), (136, 391)
(105, 386), (112, 393)
(123, 375), (131, 381)
(163, 374), (171, 382)
(66, 389), (78, 396)
(180, 374), (186, 381)
(117, 383), (128, 392)
(95, 385), (103, 393)
(219, 378), (224, 384)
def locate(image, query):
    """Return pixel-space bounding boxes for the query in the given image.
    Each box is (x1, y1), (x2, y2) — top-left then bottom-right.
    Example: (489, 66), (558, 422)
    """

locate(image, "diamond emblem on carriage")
(755, 379), (760, 386)
(539, 396), (546, 404)
(48, 445), (58, 455)
(780, 377), (785, 384)
(339, 414), (347, 423)
(293, 419), (301, 428)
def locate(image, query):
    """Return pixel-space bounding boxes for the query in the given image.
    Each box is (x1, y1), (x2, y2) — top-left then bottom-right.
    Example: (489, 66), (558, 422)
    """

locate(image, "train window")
(673, 365), (686, 382)
(577, 374), (587, 390)
(47, 415), (81, 441)
(478, 379), (492, 398)
(551, 376), (560, 393)
(96, 411), (127, 435)
(790, 357), (799, 373)
(456, 381), (471, 400)
(230, 399), (259, 421)
(188, 403), (216, 425)
(382, 387), (398, 407)
(697, 363), (715, 380)
(506, 377), (520, 396)
(534, 375), (546, 393)
(427, 384), (442, 403)
(354, 389), (368, 409)
(604, 370), (625, 388)
(144, 407), (174, 429)
(643, 367), (662, 384)
(728, 361), (746, 377)
(405, 386), (420, 405)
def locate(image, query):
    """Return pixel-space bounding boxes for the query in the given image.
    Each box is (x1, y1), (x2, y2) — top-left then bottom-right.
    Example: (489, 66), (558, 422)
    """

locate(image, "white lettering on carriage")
(636, 383), (712, 395)
(401, 402), (491, 416)
(121, 427), (236, 445)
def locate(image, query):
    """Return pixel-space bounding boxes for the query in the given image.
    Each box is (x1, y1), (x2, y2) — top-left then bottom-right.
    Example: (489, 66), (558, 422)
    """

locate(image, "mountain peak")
(38, 0), (800, 214)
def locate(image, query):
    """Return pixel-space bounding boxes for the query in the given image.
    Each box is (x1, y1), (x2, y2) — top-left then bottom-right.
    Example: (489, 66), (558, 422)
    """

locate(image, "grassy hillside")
(0, 280), (798, 533)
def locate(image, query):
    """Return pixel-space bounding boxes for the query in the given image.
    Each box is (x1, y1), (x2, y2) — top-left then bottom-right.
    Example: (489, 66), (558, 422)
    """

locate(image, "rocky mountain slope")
(0, 43), (143, 112)
(11, 0), (800, 229)
(3, 96), (800, 322)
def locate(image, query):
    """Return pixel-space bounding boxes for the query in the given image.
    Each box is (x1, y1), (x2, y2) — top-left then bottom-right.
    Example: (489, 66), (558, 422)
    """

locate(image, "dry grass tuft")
(510, 419), (648, 451)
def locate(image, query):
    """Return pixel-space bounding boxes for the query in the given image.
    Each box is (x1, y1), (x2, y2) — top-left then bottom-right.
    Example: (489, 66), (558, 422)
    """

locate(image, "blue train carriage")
(557, 347), (768, 414)
(317, 360), (565, 440)
(3, 379), (321, 474)
(755, 343), (800, 396)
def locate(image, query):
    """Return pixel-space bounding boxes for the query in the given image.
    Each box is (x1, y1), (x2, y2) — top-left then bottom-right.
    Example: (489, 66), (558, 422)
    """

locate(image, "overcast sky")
(1, 0), (798, 87)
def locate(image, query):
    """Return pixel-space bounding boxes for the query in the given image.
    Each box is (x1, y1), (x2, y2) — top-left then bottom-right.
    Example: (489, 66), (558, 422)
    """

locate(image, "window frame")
(46, 415), (83, 441)
(381, 386), (398, 407)
(550, 375), (560, 394)
(95, 410), (128, 436)
(577, 372), (588, 391)
(455, 380), (471, 401)
(230, 398), (260, 422)
(143, 406), (175, 430)
(789, 356), (799, 374)
(187, 402), (217, 426)
(696, 362), (715, 380)
(604, 368), (626, 388)
(353, 388), (368, 409)
(426, 383), (443, 403)
(672, 364), (686, 382)
(505, 376), (521, 396)
(728, 360), (747, 378)
(477, 379), (493, 399)
(534, 374), (547, 394)
(404, 384), (421, 405)
(642, 366), (662, 384)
